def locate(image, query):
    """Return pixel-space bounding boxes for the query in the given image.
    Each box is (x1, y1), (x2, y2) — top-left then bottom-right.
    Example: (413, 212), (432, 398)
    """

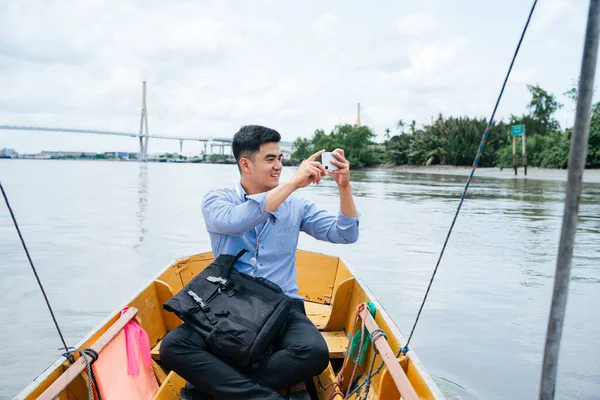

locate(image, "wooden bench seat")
(304, 301), (332, 330)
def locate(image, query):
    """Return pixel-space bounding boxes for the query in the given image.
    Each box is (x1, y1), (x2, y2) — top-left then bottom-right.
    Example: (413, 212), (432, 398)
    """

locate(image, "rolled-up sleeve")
(300, 200), (360, 244)
(202, 190), (276, 236)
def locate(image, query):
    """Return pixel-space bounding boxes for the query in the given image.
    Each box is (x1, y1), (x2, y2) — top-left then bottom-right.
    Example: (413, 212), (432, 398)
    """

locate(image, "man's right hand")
(265, 150), (327, 212)
(292, 150), (327, 189)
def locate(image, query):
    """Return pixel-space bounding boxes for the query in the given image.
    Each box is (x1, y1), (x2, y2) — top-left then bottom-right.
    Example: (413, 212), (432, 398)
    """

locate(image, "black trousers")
(160, 299), (330, 400)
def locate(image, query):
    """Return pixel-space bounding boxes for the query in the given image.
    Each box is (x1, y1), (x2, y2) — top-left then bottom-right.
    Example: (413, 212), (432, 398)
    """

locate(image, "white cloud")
(0, 0), (594, 153)
(380, 36), (469, 85)
(531, 0), (575, 33)
(312, 13), (340, 33)
(511, 67), (539, 84)
(397, 12), (437, 36)
(326, 113), (356, 128)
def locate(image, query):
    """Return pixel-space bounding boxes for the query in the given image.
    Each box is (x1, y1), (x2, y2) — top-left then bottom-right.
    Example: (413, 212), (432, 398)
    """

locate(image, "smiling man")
(160, 125), (360, 400)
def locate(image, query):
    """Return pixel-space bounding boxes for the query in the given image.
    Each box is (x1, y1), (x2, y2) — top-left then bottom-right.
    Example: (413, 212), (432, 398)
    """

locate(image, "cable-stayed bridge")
(0, 124), (235, 155)
(0, 82), (293, 161)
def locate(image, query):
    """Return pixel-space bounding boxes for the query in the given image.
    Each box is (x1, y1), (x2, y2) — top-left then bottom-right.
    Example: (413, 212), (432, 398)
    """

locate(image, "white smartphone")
(321, 152), (339, 171)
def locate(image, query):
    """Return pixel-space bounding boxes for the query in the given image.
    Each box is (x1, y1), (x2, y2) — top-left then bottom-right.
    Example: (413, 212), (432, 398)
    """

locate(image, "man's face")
(243, 142), (283, 191)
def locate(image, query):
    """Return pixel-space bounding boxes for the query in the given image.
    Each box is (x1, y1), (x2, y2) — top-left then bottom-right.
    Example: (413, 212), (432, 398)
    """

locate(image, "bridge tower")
(138, 81), (150, 161)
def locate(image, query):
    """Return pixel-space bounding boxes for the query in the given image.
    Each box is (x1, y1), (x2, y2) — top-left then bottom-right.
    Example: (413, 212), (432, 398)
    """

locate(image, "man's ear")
(239, 157), (252, 174)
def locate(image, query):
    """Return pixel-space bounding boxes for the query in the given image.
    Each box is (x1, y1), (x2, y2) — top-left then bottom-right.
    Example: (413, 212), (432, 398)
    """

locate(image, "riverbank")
(5, 157), (600, 183)
(373, 164), (600, 184)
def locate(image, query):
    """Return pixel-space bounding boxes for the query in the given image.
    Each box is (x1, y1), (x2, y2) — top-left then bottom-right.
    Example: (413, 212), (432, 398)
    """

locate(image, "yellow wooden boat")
(16, 250), (444, 399)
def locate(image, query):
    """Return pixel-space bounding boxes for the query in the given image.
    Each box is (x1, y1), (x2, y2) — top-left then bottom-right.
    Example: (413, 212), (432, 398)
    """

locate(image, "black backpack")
(163, 249), (293, 369)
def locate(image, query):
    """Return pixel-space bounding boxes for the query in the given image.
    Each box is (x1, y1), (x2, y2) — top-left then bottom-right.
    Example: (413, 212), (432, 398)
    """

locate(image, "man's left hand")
(330, 149), (351, 189)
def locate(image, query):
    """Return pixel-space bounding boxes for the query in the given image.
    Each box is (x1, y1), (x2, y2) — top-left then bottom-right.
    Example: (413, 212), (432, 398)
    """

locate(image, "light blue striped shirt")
(201, 182), (360, 298)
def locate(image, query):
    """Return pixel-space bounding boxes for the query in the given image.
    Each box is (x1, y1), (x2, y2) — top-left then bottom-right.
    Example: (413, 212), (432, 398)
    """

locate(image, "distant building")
(0, 148), (17, 158)
(41, 151), (96, 158)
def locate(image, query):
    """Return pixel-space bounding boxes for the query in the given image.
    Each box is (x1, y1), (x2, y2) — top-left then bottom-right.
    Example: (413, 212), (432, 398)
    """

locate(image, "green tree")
(587, 101), (600, 167)
(526, 84), (563, 135)
(291, 137), (313, 162)
(396, 119), (406, 133)
(292, 124), (381, 168)
(385, 133), (412, 164)
(409, 120), (417, 134)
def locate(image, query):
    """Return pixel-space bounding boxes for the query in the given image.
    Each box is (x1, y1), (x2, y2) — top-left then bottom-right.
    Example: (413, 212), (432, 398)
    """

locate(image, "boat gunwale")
(15, 251), (445, 400)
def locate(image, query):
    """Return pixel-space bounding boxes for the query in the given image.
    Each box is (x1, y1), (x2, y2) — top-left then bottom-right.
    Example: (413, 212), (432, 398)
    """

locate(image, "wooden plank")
(151, 370), (186, 400)
(151, 340), (162, 361)
(321, 331), (348, 358)
(378, 356), (411, 400)
(305, 301), (331, 329)
(156, 252), (215, 295)
(324, 278), (354, 331)
(157, 263), (185, 295)
(154, 280), (183, 331)
(332, 259), (353, 291)
(37, 308), (139, 400)
(296, 250), (339, 304)
(152, 360), (168, 386)
(21, 365), (69, 400)
(129, 283), (168, 347)
(176, 253), (215, 287)
(313, 362), (344, 400)
(358, 306), (418, 400)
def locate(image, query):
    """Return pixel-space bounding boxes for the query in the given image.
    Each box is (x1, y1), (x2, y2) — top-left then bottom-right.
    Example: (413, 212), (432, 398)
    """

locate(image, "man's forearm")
(339, 184), (357, 217)
(265, 180), (297, 212)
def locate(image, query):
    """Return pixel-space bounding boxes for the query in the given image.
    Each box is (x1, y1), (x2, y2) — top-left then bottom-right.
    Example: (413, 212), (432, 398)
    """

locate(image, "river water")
(1, 160), (598, 399)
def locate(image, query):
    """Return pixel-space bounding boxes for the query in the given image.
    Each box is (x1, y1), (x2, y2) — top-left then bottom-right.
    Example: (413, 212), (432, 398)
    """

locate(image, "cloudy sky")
(0, 0), (595, 154)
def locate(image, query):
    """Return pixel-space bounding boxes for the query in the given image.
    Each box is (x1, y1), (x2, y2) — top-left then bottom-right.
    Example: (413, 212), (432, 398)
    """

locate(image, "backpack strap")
(224, 249), (247, 278)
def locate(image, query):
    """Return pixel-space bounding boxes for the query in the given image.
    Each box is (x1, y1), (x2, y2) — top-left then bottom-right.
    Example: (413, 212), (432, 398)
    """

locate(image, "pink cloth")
(92, 307), (159, 399)
(121, 306), (153, 375)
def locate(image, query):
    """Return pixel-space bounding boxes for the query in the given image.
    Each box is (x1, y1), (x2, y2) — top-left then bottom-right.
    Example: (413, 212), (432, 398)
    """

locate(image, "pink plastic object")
(92, 307), (159, 399)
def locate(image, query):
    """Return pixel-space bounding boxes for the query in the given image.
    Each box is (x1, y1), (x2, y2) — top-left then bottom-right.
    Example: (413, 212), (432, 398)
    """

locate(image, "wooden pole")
(522, 131), (528, 175)
(512, 136), (517, 175)
(539, 0), (600, 398)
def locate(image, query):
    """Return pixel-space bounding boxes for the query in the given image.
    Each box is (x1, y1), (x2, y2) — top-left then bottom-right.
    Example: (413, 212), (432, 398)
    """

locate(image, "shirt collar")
(235, 181), (248, 202)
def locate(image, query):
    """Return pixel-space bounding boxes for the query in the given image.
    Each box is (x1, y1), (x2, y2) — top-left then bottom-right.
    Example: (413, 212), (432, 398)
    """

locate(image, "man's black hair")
(232, 125), (281, 169)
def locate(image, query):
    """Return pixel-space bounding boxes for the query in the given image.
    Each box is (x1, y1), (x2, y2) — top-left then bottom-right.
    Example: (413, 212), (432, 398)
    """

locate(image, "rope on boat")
(0, 180), (73, 361)
(401, 0), (539, 355)
(79, 348), (102, 400)
(359, 351), (378, 400)
(326, 303), (369, 400)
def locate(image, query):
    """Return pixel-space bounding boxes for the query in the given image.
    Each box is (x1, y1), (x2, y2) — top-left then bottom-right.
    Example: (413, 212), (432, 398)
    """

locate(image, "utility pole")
(138, 81), (150, 162)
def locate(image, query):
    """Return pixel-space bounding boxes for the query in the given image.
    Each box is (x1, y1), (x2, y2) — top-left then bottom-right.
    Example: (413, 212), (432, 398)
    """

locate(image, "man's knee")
(158, 329), (181, 369)
(310, 335), (330, 373)
(289, 332), (329, 373)
(159, 325), (202, 371)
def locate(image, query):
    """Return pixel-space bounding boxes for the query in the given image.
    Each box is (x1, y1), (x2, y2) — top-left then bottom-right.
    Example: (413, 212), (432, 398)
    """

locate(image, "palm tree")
(396, 119), (405, 133)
